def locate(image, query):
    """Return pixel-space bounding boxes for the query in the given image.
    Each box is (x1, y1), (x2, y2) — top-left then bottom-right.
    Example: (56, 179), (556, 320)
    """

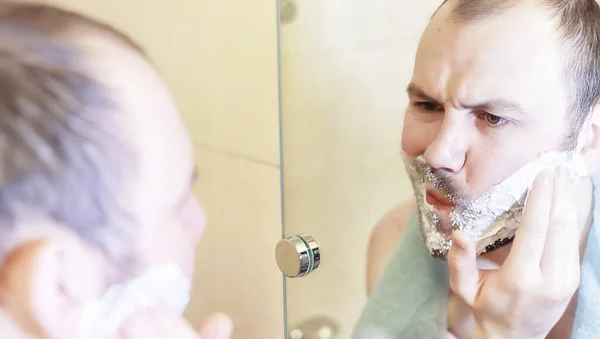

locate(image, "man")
(356, 0), (600, 338)
(0, 2), (231, 338)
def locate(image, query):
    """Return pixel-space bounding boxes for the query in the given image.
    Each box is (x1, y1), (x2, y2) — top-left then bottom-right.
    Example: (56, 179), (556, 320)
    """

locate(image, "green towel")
(352, 212), (449, 339)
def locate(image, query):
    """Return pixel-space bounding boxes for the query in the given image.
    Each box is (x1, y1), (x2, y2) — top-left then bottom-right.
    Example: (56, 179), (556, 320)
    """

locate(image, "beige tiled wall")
(44, 1), (284, 339)
(190, 146), (283, 338)
(280, 0), (440, 337)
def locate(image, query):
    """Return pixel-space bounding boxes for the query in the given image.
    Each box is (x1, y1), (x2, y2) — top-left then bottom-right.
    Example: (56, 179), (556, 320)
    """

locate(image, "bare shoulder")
(366, 199), (416, 295)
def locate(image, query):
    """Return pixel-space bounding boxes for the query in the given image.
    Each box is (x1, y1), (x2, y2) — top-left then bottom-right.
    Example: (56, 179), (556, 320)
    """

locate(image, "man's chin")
(423, 229), (516, 261)
(420, 211), (516, 260)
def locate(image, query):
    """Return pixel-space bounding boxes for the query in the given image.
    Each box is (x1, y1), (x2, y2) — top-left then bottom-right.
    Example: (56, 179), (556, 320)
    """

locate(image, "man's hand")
(120, 307), (233, 339)
(447, 167), (582, 339)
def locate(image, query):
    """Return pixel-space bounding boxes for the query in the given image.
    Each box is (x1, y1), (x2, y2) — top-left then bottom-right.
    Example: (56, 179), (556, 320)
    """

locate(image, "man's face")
(401, 2), (572, 255)
(0, 32), (207, 339)
(84, 34), (206, 281)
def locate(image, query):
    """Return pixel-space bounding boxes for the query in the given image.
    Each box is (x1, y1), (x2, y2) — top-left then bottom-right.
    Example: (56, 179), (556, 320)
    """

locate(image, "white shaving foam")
(80, 264), (191, 339)
(404, 150), (586, 257)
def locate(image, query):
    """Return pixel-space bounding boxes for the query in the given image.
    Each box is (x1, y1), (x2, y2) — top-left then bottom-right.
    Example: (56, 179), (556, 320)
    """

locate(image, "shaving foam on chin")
(404, 150), (587, 257)
(80, 264), (191, 339)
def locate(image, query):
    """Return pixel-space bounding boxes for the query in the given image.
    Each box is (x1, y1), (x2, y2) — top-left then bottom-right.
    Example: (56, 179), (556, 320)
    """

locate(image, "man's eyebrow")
(176, 166), (199, 208)
(191, 166), (199, 185)
(406, 82), (525, 115)
(406, 83), (437, 102)
(470, 100), (525, 116)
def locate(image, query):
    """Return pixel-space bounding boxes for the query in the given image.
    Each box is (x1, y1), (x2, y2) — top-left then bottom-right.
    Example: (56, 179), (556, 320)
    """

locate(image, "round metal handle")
(276, 234), (320, 278)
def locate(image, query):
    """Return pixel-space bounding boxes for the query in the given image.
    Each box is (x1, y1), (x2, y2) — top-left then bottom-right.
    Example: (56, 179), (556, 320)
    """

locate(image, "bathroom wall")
(279, 0), (441, 337)
(41, 1), (283, 338)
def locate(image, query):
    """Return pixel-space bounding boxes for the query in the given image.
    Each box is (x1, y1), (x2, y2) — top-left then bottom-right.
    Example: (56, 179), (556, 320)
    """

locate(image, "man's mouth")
(425, 189), (454, 211)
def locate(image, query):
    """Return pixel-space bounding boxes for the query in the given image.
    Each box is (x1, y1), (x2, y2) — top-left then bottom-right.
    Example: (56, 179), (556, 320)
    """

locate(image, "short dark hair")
(432, 0), (600, 148)
(0, 2), (146, 265)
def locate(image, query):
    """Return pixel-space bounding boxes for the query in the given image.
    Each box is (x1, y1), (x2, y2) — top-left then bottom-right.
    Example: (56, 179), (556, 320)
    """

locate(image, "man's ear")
(0, 238), (108, 339)
(578, 103), (600, 176)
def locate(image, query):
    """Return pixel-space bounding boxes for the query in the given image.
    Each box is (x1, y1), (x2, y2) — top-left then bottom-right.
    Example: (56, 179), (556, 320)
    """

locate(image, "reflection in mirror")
(288, 0), (600, 338)
(288, 315), (339, 339)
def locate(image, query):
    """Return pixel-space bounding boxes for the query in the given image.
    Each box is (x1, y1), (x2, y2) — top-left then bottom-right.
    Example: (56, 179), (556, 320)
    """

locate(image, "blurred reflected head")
(0, 2), (207, 338)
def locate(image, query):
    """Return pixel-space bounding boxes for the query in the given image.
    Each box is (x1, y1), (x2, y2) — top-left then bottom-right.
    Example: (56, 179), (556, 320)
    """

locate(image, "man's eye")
(415, 102), (442, 112)
(481, 113), (507, 126)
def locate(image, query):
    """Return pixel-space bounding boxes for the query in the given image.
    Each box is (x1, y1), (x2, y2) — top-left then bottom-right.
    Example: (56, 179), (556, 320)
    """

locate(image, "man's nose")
(423, 113), (468, 173)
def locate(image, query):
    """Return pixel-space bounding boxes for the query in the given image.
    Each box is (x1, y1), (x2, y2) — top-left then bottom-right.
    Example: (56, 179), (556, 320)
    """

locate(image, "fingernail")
(542, 169), (556, 183)
(120, 314), (144, 337)
(533, 170), (555, 193)
(451, 230), (468, 251)
(218, 317), (233, 338)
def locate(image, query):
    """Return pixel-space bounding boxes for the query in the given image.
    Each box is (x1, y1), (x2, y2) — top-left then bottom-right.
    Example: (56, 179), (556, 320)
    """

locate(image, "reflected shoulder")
(366, 199), (416, 295)
(379, 199), (416, 232)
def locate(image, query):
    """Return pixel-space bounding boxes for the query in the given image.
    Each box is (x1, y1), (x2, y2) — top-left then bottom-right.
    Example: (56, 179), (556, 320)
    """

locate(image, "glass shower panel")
(276, 0), (443, 338)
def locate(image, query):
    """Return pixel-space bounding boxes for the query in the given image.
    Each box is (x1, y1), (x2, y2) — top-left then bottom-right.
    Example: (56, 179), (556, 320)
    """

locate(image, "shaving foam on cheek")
(472, 151), (585, 251)
(80, 264), (191, 339)
(404, 150), (586, 257)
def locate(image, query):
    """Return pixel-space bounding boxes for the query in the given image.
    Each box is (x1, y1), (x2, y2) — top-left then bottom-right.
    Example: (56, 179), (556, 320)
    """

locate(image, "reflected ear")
(0, 240), (47, 337)
(0, 239), (108, 339)
(578, 103), (600, 176)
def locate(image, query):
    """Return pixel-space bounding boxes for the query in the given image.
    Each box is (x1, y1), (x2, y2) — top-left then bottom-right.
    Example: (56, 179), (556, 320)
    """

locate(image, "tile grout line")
(193, 141), (281, 169)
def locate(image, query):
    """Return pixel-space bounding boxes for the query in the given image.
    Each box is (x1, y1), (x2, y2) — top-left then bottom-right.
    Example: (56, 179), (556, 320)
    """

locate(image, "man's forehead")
(412, 1), (567, 117)
(76, 32), (194, 209)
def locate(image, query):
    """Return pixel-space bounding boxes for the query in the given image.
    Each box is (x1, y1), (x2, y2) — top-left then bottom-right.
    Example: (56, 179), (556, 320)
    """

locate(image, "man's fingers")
(541, 166), (581, 280)
(121, 305), (204, 339)
(448, 230), (479, 306)
(120, 308), (232, 339)
(120, 308), (166, 339)
(155, 307), (203, 337)
(197, 313), (233, 339)
(505, 169), (554, 272)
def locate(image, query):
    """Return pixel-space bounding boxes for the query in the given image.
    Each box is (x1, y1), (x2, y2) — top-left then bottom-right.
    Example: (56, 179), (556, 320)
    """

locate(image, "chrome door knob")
(276, 234), (321, 278)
